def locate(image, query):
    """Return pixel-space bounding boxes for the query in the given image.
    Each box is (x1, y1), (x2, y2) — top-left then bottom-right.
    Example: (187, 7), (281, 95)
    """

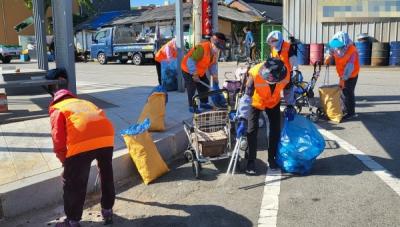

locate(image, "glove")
(211, 81), (226, 107)
(236, 120), (247, 138)
(284, 105), (296, 121)
(212, 81), (220, 91)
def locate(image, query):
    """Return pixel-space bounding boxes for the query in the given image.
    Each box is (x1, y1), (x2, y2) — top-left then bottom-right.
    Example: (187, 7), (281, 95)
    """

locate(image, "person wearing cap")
(49, 89), (115, 227)
(325, 31), (360, 120)
(181, 32), (227, 112)
(236, 58), (296, 174)
(242, 27), (255, 61)
(154, 38), (177, 85)
(266, 31), (300, 84)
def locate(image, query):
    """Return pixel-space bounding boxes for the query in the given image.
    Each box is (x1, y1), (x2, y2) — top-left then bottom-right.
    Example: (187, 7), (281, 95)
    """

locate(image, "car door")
(90, 28), (111, 58)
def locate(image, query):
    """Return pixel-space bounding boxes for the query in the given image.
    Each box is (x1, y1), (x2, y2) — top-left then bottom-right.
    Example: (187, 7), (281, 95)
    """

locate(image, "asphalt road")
(1, 61), (400, 227)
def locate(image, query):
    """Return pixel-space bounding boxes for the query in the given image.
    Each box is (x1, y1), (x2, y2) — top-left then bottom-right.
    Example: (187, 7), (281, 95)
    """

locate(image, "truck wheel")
(2, 56), (12, 64)
(132, 53), (142, 66)
(97, 52), (107, 65)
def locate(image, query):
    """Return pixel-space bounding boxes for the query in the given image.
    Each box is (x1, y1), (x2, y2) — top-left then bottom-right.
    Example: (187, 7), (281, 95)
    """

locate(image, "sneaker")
(101, 208), (113, 225)
(245, 160), (256, 175)
(200, 103), (213, 110)
(55, 219), (81, 227)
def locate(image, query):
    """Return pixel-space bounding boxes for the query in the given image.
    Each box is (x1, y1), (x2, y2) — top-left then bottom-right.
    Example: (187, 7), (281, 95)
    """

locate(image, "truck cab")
(90, 26), (155, 65)
(0, 45), (22, 64)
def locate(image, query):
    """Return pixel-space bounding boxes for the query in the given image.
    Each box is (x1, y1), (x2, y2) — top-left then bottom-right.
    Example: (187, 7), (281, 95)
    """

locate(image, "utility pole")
(52, 0), (76, 94)
(193, 0), (202, 44)
(212, 0), (218, 80)
(175, 0), (184, 92)
(32, 0), (48, 70)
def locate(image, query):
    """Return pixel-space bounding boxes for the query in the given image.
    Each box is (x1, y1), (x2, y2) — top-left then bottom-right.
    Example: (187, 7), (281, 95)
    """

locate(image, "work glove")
(284, 105), (296, 122)
(212, 81), (220, 91)
(236, 119), (247, 138)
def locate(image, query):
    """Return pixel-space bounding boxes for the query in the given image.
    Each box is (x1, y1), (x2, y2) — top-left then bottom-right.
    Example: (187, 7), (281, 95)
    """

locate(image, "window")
(94, 30), (108, 42)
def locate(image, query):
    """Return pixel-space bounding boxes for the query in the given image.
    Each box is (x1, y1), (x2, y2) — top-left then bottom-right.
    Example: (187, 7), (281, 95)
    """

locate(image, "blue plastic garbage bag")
(161, 59), (178, 91)
(211, 83), (227, 108)
(149, 85), (168, 104)
(120, 118), (151, 136)
(276, 115), (325, 175)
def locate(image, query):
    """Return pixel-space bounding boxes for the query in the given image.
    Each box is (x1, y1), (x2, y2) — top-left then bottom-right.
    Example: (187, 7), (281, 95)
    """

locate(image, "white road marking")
(318, 128), (400, 196)
(257, 124), (400, 227)
(258, 168), (281, 227)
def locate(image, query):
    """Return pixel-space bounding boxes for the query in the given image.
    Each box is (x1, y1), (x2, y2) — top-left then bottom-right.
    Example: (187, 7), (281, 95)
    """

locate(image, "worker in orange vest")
(325, 31), (360, 120)
(236, 58), (296, 174)
(266, 31), (301, 84)
(154, 38), (177, 85)
(49, 89), (115, 227)
(181, 32), (227, 112)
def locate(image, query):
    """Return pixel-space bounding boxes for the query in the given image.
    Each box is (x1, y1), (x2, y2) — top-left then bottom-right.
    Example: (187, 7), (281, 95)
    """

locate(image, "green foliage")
(23, 0), (95, 13)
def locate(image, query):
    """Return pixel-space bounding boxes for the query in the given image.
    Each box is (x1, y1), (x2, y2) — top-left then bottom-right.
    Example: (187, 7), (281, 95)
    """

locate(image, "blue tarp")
(75, 11), (124, 31)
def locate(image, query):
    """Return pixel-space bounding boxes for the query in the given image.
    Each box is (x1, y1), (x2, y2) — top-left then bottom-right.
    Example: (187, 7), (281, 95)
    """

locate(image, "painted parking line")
(317, 128), (400, 196)
(257, 126), (400, 227)
(258, 168), (282, 227)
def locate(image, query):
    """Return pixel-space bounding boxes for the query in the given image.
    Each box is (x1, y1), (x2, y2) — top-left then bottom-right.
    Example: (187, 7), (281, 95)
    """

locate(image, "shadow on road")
(78, 198), (253, 227)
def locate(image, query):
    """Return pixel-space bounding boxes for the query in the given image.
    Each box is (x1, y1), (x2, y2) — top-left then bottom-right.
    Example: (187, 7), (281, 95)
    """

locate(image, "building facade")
(0, 0), (79, 45)
(283, 0), (400, 44)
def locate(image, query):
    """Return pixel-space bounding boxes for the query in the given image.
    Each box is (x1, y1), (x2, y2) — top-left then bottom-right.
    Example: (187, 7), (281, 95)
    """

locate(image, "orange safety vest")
(155, 39), (177, 62)
(333, 44), (360, 79)
(52, 98), (114, 158)
(181, 41), (216, 77)
(271, 41), (292, 72)
(249, 62), (290, 110)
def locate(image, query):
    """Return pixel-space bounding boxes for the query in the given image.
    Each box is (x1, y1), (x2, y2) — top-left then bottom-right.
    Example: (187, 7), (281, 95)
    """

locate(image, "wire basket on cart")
(183, 90), (232, 178)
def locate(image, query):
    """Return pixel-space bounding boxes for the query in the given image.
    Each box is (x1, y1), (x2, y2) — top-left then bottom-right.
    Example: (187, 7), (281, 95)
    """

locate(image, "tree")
(22, 0), (96, 33)
(23, 0), (95, 14)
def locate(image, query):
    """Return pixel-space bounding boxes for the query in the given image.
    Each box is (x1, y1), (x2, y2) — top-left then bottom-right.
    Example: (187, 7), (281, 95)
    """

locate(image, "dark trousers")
(63, 147), (115, 221)
(342, 76), (358, 115)
(182, 71), (210, 106)
(246, 104), (281, 163)
(155, 60), (162, 85)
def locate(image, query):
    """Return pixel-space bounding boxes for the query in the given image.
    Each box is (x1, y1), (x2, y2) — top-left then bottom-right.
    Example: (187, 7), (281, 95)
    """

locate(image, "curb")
(0, 122), (188, 219)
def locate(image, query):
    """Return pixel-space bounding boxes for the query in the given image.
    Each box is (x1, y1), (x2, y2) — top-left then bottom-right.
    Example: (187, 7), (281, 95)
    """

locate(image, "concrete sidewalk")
(0, 81), (191, 218)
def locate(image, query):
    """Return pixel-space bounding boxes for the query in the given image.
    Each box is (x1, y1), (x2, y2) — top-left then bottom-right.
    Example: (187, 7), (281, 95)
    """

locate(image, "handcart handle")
(182, 120), (194, 132)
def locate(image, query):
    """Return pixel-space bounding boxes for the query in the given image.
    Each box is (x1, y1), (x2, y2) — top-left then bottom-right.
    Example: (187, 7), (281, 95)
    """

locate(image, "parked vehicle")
(90, 26), (155, 65)
(0, 45), (22, 63)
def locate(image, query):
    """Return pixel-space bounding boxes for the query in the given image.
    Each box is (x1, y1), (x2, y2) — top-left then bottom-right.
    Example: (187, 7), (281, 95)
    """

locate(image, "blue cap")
(329, 39), (345, 49)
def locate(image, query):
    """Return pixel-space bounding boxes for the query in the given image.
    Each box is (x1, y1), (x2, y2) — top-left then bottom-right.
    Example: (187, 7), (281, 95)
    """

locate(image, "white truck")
(0, 45), (22, 64)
